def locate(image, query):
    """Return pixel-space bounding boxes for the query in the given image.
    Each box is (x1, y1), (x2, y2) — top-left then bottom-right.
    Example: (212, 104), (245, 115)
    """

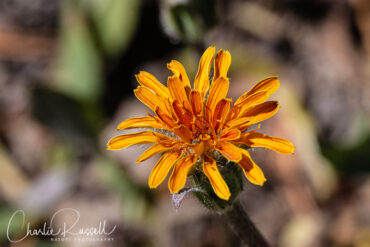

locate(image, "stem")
(225, 200), (269, 247)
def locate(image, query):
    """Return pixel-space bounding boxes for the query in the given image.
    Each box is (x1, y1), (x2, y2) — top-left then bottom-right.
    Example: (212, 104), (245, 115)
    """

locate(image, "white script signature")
(7, 208), (117, 243)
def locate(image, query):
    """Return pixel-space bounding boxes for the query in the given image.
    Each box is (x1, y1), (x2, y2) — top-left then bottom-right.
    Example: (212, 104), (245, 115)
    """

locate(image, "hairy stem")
(225, 200), (269, 247)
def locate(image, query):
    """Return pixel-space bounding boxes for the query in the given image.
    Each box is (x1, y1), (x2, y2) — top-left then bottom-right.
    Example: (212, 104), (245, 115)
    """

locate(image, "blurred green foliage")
(32, 87), (94, 142)
(321, 133), (370, 173)
(163, 0), (217, 43)
(83, 0), (140, 55)
(53, 0), (139, 103)
(54, 1), (102, 102)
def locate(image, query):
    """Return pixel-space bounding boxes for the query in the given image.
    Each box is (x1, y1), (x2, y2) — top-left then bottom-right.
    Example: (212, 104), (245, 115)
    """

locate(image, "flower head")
(107, 46), (295, 200)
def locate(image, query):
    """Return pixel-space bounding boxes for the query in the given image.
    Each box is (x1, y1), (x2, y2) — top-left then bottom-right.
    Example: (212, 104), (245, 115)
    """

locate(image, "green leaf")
(53, 1), (102, 102)
(84, 0), (140, 55)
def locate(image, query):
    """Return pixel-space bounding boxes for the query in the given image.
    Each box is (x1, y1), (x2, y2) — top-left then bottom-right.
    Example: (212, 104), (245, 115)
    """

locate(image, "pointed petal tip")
(218, 48), (231, 56)
(106, 145), (116, 151)
(169, 185), (181, 194)
(205, 46), (216, 54)
(149, 184), (157, 189)
(219, 192), (231, 200)
(257, 179), (266, 186)
(167, 60), (175, 66)
(251, 175), (266, 186)
(134, 72), (144, 81)
(288, 143), (296, 154)
(287, 145), (296, 155)
(106, 141), (111, 149)
(149, 179), (160, 189)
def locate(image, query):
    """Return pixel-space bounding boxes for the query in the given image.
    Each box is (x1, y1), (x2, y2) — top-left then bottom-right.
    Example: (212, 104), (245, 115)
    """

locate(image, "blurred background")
(0, 0), (369, 246)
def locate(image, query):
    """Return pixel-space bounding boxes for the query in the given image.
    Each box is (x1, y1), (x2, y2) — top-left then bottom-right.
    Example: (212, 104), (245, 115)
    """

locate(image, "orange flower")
(107, 46), (295, 200)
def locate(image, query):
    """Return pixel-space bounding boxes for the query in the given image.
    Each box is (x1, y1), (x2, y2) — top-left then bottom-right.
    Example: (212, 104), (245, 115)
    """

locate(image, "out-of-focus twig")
(0, 29), (55, 62)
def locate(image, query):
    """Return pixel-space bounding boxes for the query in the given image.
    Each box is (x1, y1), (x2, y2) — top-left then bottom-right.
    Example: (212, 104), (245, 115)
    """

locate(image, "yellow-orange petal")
(172, 100), (193, 128)
(168, 154), (197, 193)
(203, 155), (231, 200)
(220, 129), (241, 141)
(136, 71), (169, 99)
(189, 90), (203, 116)
(215, 141), (243, 162)
(107, 131), (157, 150)
(206, 77), (229, 121)
(235, 91), (270, 116)
(225, 117), (251, 130)
(213, 99), (231, 131)
(116, 116), (165, 130)
(172, 124), (193, 143)
(234, 92), (247, 106)
(167, 76), (189, 106)
(237, 149), (266, 186)
(152, 132), (181, 146)
(167, 60), (191, 90)
(190, 141), (205, 157)
(239, 101), (279, 126)
(155, 107), (177, 128)
(213, 49), (231, 81)
(247, 76), (280, 96)
(134, 86), (170, 114)
(194, 46), (216, 96)
(148, 151), (182, 188)
(234, 77), (280, 105)
(236, 132), (295, 155)
(136, 143), (176, 163)
(227, 102), (279, 131)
